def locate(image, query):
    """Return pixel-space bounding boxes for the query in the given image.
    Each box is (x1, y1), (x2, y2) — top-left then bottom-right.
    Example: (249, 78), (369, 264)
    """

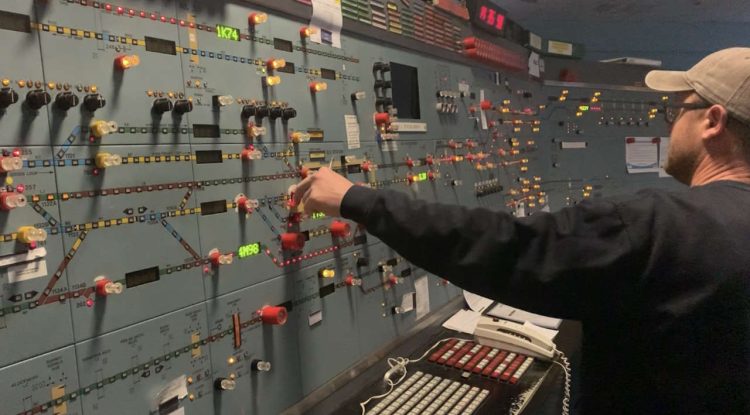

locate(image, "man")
(293, 48), (750, 414)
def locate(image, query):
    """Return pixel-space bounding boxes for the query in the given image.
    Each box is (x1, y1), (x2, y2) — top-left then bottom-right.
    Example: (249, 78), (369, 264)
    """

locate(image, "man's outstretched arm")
(294, 168), (648, 319)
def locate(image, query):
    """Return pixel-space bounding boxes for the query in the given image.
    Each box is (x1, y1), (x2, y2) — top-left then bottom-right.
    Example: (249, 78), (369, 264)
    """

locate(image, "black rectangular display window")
(277, 62), (295, 74)
(320, 68), (336, 80)
(195, 150), (223, 164)
(125, 266), (160, 288)
(0, 10), (30, 33)
(390, 62), (421, 119)
(193, 124), (220, 138)
(201, 200), (227, 216)
(145, 36), (176, 55)
(319, 284), (335, 298)
(273, 38), (293, 52)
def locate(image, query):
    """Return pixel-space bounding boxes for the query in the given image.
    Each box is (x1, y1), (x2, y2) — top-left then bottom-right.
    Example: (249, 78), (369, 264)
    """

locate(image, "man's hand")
(292, 167), (354, 217)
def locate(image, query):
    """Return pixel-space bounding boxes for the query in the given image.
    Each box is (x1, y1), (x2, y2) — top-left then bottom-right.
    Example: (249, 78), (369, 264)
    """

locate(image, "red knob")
(428, 171), (436, 181)
(480, 100), (492, 110)
(329, 220), (351, 238)
(465, 153), (475, 162)
(374, 112), (390, 125)
(462, 37), (477, 49)
(345, 274), (361, 286)
(388, 274), (400, 285)
(288, 212), (302, 224)
(361, 161), (372, 172)
(465, 139), (476, 148)
(405, 158), (414, 168)
(95, 278), (123, 297)
(497, 149), (507, 157)
(280, 232), (305, 251)
(236, 196), (249, 212)
(0, 192), (26, 211)
(260, 305), (288, 325)
(425, 155), (434, 165)
(448, 140), (458, 149)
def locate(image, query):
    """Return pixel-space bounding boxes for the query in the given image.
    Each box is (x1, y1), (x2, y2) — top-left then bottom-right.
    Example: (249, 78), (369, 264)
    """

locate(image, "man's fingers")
(293, 175), (314, 205)
(299, 187), (314, 213)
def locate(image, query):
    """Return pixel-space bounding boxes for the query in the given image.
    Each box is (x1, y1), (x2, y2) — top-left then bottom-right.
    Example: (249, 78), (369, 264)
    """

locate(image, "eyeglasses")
(660, 102), (712, 124)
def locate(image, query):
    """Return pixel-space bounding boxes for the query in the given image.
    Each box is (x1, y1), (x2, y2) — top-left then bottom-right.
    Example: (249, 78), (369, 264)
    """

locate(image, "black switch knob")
(373, 62), (390, 72)
(55, 92), (79, 111)
(83, 93), (106, 113)
(0, 88), (19, 109)
(241, 104), (256, 118)
(269, 106), (283, 120)
(281, 107), (297, 121)
(173, 99), (193, 114)
(254, 105), (269, 119)
(152, 98), (173, 114)
(25, 90), (51, 110)
(376, 97), (393, 107)
(374, 80), (392, 89)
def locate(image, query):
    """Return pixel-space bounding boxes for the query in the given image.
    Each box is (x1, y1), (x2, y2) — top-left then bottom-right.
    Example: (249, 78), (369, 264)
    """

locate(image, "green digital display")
(216, 24), (240, 41)
(311, 212), (326, 220)
(238, 242), (260, 258)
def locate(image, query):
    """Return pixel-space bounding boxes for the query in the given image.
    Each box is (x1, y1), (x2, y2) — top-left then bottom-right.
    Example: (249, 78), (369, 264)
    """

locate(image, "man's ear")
(703, 105), (729, 141)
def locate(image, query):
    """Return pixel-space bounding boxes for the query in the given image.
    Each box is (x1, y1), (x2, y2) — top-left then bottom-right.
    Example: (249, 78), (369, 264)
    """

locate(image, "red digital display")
(478, 5), (505, 30)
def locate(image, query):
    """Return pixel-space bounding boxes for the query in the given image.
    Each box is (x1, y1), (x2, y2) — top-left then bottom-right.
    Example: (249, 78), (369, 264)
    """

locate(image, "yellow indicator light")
(513, 127), (521, 133)
(502, 99), (511, 105)
(532, 127), (541, 133)
(310, 81), (328, 92)
(1, 79), (9, 87)
(594, 91), (602, 97)
(562, 89), (569, 95)
(47, 82), (56, 90)
(90, 85), (98, 93)
(576, 111), (583, 117)
(265, 76), (281, 86)
(249, 12), (268, 25)
(501, 107), (510, 113)
(662, 95), (669, 101)
(267, 58), (286, 70)
(227, 356), (236, 365)
(520, 166), (529, 172)
(558, 96), (567, 102)
(319, 268), (336, 278)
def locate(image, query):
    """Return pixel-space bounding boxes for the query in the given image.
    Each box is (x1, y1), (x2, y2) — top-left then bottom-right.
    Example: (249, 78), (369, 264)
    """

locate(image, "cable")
(553, 350), (572, 415)
(359, 337), (465, 414)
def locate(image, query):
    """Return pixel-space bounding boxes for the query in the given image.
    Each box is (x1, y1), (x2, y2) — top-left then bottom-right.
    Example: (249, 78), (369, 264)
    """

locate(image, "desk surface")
(302, 310), (582, 415)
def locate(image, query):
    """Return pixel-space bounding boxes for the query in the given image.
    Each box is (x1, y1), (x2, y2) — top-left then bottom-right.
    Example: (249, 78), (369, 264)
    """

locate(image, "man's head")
(645, 48), (750, 185)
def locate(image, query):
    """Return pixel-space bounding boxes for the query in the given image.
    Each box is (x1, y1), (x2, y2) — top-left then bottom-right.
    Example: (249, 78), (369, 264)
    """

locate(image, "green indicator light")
(216, 24), (240, 41)
(418, 172), (428, 181)
(238, 242), (260, 258)
(578, 105), (590, 111)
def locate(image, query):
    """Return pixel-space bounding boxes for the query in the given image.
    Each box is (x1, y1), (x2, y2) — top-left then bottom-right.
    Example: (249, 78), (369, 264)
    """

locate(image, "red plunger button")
(374, 112), (390, 125)
(280, 232), (305, 251)
(329, 220), (351, 238)
(261, 305), (288, 325)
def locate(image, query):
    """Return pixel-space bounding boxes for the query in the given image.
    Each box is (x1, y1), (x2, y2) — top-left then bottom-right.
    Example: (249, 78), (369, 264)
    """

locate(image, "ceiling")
(498, 0), (750, 23)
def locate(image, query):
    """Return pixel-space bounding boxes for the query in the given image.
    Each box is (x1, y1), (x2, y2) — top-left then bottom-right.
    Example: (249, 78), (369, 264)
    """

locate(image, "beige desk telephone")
(473, 315), (556, 361)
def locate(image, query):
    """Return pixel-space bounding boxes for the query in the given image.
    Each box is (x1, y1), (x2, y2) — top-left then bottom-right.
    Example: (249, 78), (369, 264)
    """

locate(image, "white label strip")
(6, 259), (47, 283)
(390, 122), (427, 132)
(561, 141), (588, 149)
(308, 310), (323, 326)
(0, 247), (47, 268)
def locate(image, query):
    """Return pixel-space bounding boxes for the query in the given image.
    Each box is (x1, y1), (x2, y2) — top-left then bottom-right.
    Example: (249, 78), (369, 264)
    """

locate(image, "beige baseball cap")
(645, 47), (750, 124)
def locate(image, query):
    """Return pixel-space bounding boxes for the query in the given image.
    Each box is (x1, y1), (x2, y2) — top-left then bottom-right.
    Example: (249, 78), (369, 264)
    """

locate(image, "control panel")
(0, 1), (675, 414)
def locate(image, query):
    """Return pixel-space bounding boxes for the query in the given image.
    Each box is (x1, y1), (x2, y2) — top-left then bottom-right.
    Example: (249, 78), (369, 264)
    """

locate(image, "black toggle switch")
(269, 106), (283, 120)
(373, 62), (390, 72)
(83, 93), (106, 113)
(281, 107), (297, 121)
(54, 92), (79, 111)
(152, 98), (173, 114)
(376, 97), (393, 107)
(173, 99), (193, 114)
(254, 104), (269, 119)
(0, 88), (19, 109)
(241, 104), (256, 118)
(374, 80), (392, 89)
(25, 90), (51, 110)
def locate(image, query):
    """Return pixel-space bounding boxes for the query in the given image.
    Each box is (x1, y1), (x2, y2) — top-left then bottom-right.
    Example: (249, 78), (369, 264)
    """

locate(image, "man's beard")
(665, 145), (699, 185)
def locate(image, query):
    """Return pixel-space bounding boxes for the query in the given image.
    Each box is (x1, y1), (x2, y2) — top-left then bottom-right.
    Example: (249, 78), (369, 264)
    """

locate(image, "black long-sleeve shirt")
(340, 180), (750, 415)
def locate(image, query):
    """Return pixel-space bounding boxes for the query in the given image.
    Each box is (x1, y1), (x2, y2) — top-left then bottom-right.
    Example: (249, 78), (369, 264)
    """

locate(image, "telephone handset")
(473, 316), (556, 361)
